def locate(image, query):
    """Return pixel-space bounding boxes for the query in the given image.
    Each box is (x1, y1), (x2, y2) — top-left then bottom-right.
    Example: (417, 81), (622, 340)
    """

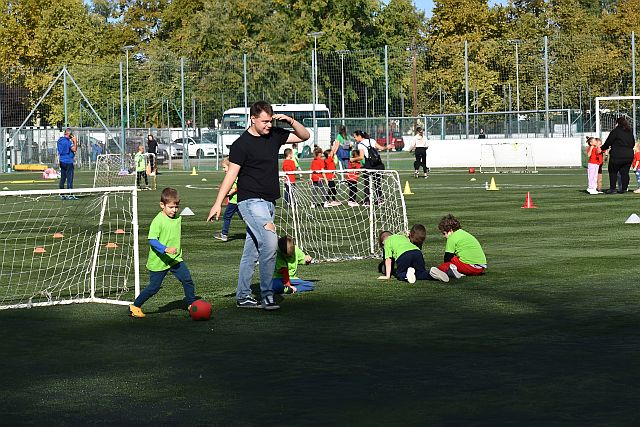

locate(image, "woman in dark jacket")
(601, 117), (635, 194)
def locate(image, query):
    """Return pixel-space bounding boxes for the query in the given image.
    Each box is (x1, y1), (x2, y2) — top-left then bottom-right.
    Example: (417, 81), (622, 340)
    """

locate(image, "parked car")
(157, 138), (184, 160)
(376, 131), (405, 151)
(173, 136), (218, 158)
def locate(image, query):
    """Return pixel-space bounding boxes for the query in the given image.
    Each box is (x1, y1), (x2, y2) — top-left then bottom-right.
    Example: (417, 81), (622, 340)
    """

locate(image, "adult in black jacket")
(601, 117), (635, 194)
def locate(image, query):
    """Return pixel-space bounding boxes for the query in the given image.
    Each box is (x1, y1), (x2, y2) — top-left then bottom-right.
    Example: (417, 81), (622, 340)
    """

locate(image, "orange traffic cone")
(521, 192), (537, 209)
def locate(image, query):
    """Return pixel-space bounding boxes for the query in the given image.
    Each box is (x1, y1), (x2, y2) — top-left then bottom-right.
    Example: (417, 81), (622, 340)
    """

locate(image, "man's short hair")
(160, 187), (180, 204)
(250, 101), (274, 118)
(64, 128), (72, 135)
(283, 148), (292, 157)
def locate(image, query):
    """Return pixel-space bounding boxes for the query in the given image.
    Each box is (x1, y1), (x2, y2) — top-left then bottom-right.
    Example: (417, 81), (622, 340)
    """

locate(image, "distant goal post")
(93, 153), (157, 189)
(478, 141), (537, 173)
(595, 96), (640, 140)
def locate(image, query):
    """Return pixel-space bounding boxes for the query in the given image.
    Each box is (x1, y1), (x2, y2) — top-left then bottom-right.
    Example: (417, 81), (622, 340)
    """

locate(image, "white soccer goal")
(275, 169), (408, 262)
(595, 96), (640, 140)
(93, 153), (156, 189)
(479, 141), (537, 173)
(0, 187), (140, 310)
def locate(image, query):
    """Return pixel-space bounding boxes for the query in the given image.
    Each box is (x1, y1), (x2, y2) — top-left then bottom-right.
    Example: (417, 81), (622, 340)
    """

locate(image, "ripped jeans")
(236, 198), (278, 300)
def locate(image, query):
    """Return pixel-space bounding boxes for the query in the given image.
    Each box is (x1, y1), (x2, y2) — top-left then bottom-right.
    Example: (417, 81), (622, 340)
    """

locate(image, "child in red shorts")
(437, 214), (487, 279)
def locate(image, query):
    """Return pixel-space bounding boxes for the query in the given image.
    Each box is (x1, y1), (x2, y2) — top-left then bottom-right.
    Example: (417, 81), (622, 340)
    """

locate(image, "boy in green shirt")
(134, 145), (149, 189)
(129, 188), (197, 318)
(272, 235), (314, 293)
(214, 158), (242, 242)
(378, 230), (449, 284)
(436, 214), (487, 279)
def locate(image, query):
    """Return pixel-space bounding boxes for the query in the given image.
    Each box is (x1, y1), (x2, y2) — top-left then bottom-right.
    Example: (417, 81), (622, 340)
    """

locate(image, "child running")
(346, 149), (361, 207)
(436, 214), (487, 279)
(129, 187), (197, 318)
(134, 145), (149, 189)
(586, 137), (603, 195)
(272, 235), (314, 294)
(378, 230), (449, 283)
(214, 157), (242, 242)
(282, 148), (297, 204)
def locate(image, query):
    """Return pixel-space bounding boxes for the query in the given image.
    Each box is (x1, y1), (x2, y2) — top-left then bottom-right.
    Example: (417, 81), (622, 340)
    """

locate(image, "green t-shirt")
(135, 152), (145, 172)
(445, 229), (486, 265)
(229, 178), (238, 204)
(383, 234), (419, 260)
(292, 148), (300, 168)
(146, 211), (184, 271)
(273, 246), (306, 279)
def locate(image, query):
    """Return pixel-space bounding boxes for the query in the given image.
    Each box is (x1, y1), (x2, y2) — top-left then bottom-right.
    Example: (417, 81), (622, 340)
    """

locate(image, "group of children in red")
(282, 141), (363, 207)
(378, 214), (487, 284)
(586, 136), (640, 194)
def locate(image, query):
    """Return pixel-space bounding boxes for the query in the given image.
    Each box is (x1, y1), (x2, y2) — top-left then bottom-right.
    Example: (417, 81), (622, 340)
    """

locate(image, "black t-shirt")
(229, 127), (290, 202)
(147, 138), (158, 154)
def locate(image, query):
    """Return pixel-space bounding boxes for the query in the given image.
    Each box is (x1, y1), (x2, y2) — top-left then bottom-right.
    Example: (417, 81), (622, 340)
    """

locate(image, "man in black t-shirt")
(207, 101), (310, 310)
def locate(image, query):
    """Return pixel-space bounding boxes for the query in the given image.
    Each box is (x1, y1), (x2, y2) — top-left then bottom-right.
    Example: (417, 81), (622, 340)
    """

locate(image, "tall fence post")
(119, 62), (125, 155)
(465, 40), (469, 139)
(181, 57), (188, 171)
(243, 53), (248, 112)
(63, 65), (68, 128)
(0, 81), (4, 173)
(632, 31), (636, 134)
(544, 36), (550, 138)
(385, 45), (390, 166)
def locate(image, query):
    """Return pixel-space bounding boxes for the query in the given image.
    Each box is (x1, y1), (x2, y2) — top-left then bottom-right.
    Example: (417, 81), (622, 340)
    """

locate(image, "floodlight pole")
(508, 40), (522, 136)
(122, 45), (135, 129)
(308, 31), (324, 148)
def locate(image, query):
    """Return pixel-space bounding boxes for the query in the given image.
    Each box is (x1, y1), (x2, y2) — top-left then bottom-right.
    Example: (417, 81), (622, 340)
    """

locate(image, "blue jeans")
(59, 162), (74, 189)
(272, 277), (314, 293)
(221, 203), (242, 236)
(237, 199), (278, 300)
(134, 261), (197, 307)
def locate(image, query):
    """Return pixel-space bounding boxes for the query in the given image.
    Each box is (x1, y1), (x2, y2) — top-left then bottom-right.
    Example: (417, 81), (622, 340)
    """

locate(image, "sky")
(412, 0), (505, 17)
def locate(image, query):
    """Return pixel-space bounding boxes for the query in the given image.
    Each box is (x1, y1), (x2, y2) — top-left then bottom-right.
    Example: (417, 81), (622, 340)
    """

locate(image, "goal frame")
(595, 96), (640, 140)
(0, 186), (140, 310)
(276, 169), (408, 262)
(478, 141), (537, 174)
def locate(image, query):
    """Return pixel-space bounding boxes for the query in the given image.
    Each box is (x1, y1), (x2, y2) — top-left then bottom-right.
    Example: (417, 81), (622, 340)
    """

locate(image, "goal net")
(479, 141), (536, 173)
(0, 187), (140, 309)
(275, 169), (408, 262)
(93, 153), (157, 189)
(595, 96), (640, 141)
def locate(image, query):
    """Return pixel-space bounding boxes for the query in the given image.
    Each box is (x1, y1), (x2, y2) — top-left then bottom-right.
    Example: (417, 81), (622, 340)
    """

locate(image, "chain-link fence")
(1, 33), (638, 172)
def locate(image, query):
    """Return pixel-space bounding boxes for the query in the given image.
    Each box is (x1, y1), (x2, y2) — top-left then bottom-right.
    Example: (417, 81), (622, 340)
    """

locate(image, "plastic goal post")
(595, 96), (640, 140)
(93, 153), (157, 189)
(275, 169), (408, 262)
(479, 141), (537, 173)
(0, 187), (140, 310)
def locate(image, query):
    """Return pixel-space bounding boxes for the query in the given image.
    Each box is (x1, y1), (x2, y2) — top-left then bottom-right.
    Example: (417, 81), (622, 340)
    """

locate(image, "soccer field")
(1, 163), (639, 425)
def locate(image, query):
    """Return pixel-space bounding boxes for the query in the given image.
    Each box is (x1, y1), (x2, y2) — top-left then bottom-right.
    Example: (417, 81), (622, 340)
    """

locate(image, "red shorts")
(438, 256), (485, 276)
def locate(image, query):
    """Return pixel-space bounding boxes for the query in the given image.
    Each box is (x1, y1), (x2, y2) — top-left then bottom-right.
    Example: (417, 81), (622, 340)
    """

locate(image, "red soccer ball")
(189, 300), (212, 321)
(469, 167), (475, 174)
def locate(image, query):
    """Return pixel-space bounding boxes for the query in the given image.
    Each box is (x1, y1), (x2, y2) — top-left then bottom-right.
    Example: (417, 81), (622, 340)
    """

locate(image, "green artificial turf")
(1, 159), (639, 426)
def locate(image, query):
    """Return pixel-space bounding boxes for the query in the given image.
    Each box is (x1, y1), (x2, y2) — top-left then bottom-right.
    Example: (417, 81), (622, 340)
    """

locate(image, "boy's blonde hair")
(160, 187), (180, 204)
(137, 145), (145, 151)
(378, 230), (392, 248)
(278, 235), (295, 257)
(221, 157), (230, 167)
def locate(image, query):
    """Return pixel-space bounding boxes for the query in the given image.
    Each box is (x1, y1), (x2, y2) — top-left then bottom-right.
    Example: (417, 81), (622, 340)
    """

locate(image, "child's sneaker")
(261, 295), (280, 310)
(129, 304), (146, 318)
(449, 264), (464, 279)
(323, 201), (333, 208)
(330, 200), (342, 206)
(236, 296), (260, 308)
(347, 201), (359, 207)
(214, 233), (228, 242)
(406, 267), (416, 284)
(429, 267), (450, 282)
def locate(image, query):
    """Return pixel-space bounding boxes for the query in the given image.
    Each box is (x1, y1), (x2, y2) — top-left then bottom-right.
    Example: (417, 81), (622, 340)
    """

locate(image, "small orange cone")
(33, 247), (46, 254)
(105, 242), (119, 249)
(52, 232), (64, 238)
(114, 229), (126, 234)
(521, 192), (537, 209)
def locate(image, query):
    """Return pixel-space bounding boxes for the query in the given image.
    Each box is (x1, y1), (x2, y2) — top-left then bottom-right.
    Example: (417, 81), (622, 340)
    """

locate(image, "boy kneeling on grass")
(129, 188), (197, 318)
(272, 235), (314, 294)
(436, 214), (487, 279)
(378, 228), (449, 283)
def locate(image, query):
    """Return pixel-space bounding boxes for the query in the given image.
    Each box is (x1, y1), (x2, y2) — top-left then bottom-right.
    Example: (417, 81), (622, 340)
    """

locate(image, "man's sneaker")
(414, 170), (419, 179)
(60, 195), (68, 200)
(406, 267), (416, 284)
(347, 201), (359, 207)
(214, 233), (228, 242)
(129, 304), (146, 318)
(236, 296), (260, 308)
(261, 295), (280, 310)
(67, 195), (79, 200)
(449, 264), (464, 279)
(429, 267), (450, 282)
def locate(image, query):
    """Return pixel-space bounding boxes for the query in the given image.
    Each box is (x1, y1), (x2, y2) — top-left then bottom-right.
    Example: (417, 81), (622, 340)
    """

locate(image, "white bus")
(220, 104), (331, 158)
